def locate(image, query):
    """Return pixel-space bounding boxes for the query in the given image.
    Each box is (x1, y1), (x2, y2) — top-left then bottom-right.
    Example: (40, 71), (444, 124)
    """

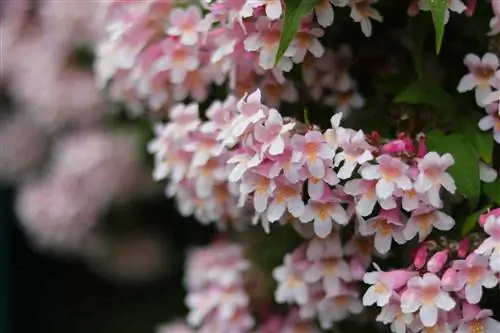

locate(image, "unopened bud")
(427, 250), (448, 273)
(413, 246), (428, 269)
(458, 238), (469, 258)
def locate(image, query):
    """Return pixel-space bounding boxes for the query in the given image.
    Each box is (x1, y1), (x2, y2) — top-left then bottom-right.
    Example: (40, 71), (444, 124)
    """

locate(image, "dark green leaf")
(484, 179), (500, 204)
(428, 0), (447, 53)
(410, 15), (429, 79)
(275, 0), (317, 64)
(426, 132), (481, 206)
(462, 206), (490, 236)
(455, 115), (494, 163)
(394, 80), (455, 112)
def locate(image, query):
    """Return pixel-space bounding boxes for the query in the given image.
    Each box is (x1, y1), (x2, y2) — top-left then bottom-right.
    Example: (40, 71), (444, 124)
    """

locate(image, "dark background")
(0, 185), (214, 333)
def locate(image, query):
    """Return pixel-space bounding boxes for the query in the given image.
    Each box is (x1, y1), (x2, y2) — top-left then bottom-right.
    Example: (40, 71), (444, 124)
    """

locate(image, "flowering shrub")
(96, 0), (500, 331)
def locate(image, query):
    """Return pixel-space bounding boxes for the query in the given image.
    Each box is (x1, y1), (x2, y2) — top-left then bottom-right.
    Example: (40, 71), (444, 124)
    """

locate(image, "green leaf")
(275, 0), (317, 65)
(410, 15), (429, 79)
(455, 115), (494, 163)
(462, 206), (490, 236)
(428, 0), (447, 53)
(484, 179), (500, 204)
(426, 132), (481, 206)
(394, 80), (455, 112)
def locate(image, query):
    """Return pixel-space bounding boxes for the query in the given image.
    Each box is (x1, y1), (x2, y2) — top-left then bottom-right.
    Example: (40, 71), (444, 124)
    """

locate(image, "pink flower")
(300, 192), (349, 238)
(155, 41), (200, 83)
(456, 304), (500, 333)
(248, 0), (283, 19)
(273, 254), (309, 305)
(287, 27), (325, 63)
(227, 89), (268, 140)
(167, 6), (204, 45)
(306, 169), (339, 200)
(404, 206), (455, 242)
(317, 290), (363, 324)
(239, 171), (276, 213)
(452, 253), (499, 304)
(349, 0), (383, 37)
(266, 177), (305, 221)
(414, 152), (456, 208)
(360, 154), (412, 200)
(306, 234), (343, 261)
(313, 0), (349, 27)
(363, 264), (416, 307)
(478, 103), (500, 144)
(376, 300), (415, 333)
(457, 53), (500, 105)
(475, 214), (500, 272)
(334, 128), (374, 179)
(227, 146), (262, 182)
(400, 273), (456, 327)
(254, 108), (295, 155)
(291, 131), (335, 179)
(244, 17), (292, 70)
(359, 209), (406, 254)
(303, 257), (352, 296)
(344, 179), (397, 216)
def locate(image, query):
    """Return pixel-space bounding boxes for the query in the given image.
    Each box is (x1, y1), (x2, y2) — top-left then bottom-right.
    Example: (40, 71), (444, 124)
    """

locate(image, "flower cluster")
(95, 0), (364, 114)
(273, 233), (372, 329)
(184, 242), (254, 333)
(253, 308), (320, 333)
(15, 130), (149, 252)
(363, 210), (500, 333)
(457, 52), (500, 144)
(151, 89), (458, 246)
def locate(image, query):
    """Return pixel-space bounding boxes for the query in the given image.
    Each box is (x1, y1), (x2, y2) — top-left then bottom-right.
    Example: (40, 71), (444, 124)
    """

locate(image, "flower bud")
(349, 257), (366, 281)
(413, 246), (428, 269)
(381, 139), (406, 154)
(458, 238), (469, 258)
(427, 250), (448, 273)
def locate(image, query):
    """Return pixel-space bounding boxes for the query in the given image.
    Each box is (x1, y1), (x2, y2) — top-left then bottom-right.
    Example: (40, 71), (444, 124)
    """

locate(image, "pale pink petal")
(419, 304), (438, 327)
(267, 200), (286, 221)
(374, 232), (392, 254)
(287, 197), (305, 217)
(376, 179), (395, 199)
(465, 283), (482, 304)
(478, 115), (495, 131)
(314, 215), (333, 238)
(483, 53), (500, 69)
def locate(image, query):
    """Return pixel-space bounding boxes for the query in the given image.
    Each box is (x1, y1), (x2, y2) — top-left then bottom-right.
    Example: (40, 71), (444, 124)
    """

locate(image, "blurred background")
(0, 1), (213, 332)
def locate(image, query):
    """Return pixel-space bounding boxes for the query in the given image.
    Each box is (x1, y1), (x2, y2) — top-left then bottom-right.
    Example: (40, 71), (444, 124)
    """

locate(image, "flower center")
(473, 65), (495, 81)
(469, 319), (485, 333)
(467, 266), (485, 285)
(420, 286), (439, 304)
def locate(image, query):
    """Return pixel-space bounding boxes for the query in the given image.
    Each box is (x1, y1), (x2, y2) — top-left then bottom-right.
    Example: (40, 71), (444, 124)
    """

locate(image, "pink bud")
(417, 134), (427, 158)
(349, 257), (366, 280)
(427, 250), (448, 273)
(493, 0), (500, 15)
(458, 238), (469, 258)
(441, 268), (462, 292)
(465, 0), (477, 16)
(381, 269), (417, 290)
(381, 140), (406, 154)
(413, 246), (428, 269)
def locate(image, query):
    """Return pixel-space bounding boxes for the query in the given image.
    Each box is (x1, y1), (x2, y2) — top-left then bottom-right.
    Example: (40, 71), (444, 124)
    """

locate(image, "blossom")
(300, 191), (349, 238)
(452, 253), (499, 304)
(360, 154), (412, 200)
(404, 206), (455, 242)
(287, 27), (325, 63)
(457, 53), (500, 105)
(303, 257), (352, 296)
(334, 128), (374, 179)
(254, 108), (295, 155)
(414, 152), (456, 208)
(478, 103), (500, 144)
(273, 254), (309, 305)
(359, 209), (406, 254)
(376, 300), (415, 333)
(363, 264), (415, 307)
(456, 304), (500, 333)
(239, 171), (276, 213)
(163, 103), (201, 139)
(266, 177), (305, 221)
(475, 214), (500, 272)
(400, 273), (456, 327)
(291, 131), (336, 179)
(344, 179), (397, 216)
(479, 161), (498, 183)
(167, 6), (204, 45)
(349, 0), (383, 37)
(248, 0), (283, 20)
(306, 234), (343, 261)
(155, 40), (200, 83)
(227, 89), (268, 141)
